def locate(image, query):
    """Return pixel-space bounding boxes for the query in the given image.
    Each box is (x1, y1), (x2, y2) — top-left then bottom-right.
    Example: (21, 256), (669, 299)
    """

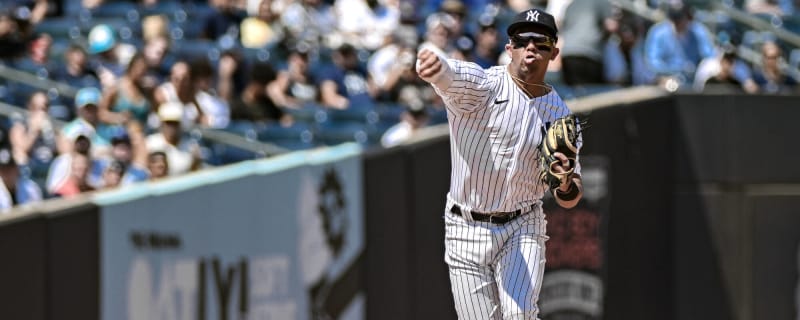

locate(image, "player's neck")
(507, 66), (551, 98)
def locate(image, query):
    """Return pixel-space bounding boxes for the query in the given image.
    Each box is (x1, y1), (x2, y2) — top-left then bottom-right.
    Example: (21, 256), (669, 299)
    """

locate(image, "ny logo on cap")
(526, 10), (540, 22)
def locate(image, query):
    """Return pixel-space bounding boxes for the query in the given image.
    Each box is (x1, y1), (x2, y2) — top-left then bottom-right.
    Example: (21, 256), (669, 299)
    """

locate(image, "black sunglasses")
(511, 32), (555, 51)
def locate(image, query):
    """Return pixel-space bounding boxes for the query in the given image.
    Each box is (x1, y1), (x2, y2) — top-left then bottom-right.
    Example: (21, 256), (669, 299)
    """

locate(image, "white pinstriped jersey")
(433, 58), (581, 213)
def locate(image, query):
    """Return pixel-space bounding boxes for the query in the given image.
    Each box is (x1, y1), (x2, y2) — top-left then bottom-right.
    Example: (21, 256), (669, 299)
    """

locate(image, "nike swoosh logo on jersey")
(494, 98), (509, 104)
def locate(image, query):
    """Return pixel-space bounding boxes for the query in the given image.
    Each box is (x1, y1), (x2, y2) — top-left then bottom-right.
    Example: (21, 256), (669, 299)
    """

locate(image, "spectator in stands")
(368, 26), (419, 101)
(240, 0), (285, 49)
(50, 151), (95, 197)
(439, 0), (470, 48)
(604, 13), (654, 86)
(230, 62), (290, 124)
(698, 49), (746, 94)
(141, 15), (175, 85)
(13, 32), (54, 74)
(335, 0), (401, 50)
(0, 9), (29, 60)
(216, 50), (247, 108)
(146, 102), (202, 176)
(146, 150), (169, 180)
(9, 91), (57, 169)
(97, 52), (153, 130)
(642, 3), (716, 88)
(102, 121), (150, 188)
(58, 87), (111, 158)
(559, 0), (616, 85)
(100, 159), (126, 189)
(280, 0), (337, 51)
(153, 60), (206, 129)
(370, 29), (437, 113)
(746, 0), (794, 16)
(141, 34), (173, 85)
(87, 24), (127, 88)
(1, 0), (48, 26)
(47, 132), (105, 196)
(418, 13), (456, 58)
(191, 57), (230, 129)
(80, 0), (103, 10)
(267, 43), (319, 109)
(469, 15), (502, 68)
(0, 147), (42, 212)
(380, 89), (430, 148)
(752, 40), (798, 94)
(202, 0), (247, 41)
(318, 43), (376, 110)
(546, 0), (573, 27)
(51, 44), (101, 96)
(694, 45), (759, 93)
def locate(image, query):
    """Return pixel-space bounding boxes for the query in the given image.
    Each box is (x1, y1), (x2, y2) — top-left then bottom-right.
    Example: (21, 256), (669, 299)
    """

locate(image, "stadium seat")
(284, 103), (326, 124)
(315, 121), (372, 146)
(172, 39), (220, 61)
(90, 2), (139, 20)
(326, 97), (376, 123)
(222, 121), (261, 141)
(208, 143), (261, 165)
(34, 18), (80, 39)
(374, 103), (405, 124)
(790, 49), (800, 69)
(257, 122), (316, 150)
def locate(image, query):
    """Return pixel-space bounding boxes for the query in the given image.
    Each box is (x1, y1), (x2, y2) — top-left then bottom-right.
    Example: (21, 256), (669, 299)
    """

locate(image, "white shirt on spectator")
(145, 133), (194, 176)
(196, 90), (230, 129)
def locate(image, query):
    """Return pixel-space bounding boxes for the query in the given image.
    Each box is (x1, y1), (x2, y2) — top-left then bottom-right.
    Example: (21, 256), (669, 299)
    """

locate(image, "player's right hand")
(416, 49), (442, 80)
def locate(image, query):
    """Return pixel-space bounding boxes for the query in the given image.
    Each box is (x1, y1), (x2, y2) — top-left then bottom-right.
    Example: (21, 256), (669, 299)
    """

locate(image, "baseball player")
(416, 8), (583, 320)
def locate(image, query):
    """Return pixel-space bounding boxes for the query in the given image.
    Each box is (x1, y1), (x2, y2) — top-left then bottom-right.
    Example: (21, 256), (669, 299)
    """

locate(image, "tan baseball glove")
(538, 114), (581, 190)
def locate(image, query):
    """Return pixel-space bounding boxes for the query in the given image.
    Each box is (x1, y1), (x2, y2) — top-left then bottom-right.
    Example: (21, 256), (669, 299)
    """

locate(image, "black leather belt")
(450, 204), (530, 224)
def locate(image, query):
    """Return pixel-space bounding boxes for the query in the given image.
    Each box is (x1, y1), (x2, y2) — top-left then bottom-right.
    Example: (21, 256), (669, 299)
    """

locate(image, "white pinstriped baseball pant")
(444, 200), (548, 320)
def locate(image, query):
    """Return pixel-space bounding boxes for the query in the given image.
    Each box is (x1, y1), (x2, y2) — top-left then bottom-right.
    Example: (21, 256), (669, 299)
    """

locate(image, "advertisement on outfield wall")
(99, 148), (364, 320)
(539, 155), (609, 320)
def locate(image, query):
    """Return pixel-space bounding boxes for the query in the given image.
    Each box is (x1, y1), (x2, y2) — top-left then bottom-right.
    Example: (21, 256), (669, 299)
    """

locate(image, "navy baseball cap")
(506, 8), (558, 40)
(111, 132), (130, 145)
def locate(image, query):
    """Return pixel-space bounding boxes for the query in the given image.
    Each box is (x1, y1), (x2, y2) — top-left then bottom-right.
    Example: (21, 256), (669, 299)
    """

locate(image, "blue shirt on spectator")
(0, 175), (42, 211)
(317, 64), (371, 100)
(643, 20), (717, 83)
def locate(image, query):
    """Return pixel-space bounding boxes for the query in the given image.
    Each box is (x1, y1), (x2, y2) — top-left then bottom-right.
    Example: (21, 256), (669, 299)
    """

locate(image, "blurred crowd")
(0, 0), (798, 212)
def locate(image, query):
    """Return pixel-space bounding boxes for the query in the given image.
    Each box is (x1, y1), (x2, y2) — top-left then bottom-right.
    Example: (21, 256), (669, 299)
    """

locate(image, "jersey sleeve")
(435, 59), (495, 114)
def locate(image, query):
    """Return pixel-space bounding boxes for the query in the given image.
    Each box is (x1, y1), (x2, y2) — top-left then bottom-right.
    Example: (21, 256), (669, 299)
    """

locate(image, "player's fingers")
(417, 48), (430, 59)
(418, 57), (441, 78)
(552, 152), (566, 164)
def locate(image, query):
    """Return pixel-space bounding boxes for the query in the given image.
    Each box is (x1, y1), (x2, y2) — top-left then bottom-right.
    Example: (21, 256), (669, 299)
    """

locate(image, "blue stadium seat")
(221, 120), (261, 141)
(326, 97), (376, 123)
(90, 2), (139, 20)
(428, 107), (448, 125)
(209, 143), (261, 165)
(257, 122), (316, 150)
(284, 103), (325, 124)
(551, 84), (576, 100)
(34, 18), (80, 39)
(790, 49), (800, 69)
(374, 103), (405, 124)
(139, 1), (183, 18)
(172, 39), (220, 61)
(315, 121), (372, 146)
(784, 16), (800, 35)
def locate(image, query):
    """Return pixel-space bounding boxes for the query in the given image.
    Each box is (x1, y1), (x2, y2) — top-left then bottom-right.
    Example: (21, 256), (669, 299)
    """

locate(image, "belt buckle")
(488, 212), (506, 224)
